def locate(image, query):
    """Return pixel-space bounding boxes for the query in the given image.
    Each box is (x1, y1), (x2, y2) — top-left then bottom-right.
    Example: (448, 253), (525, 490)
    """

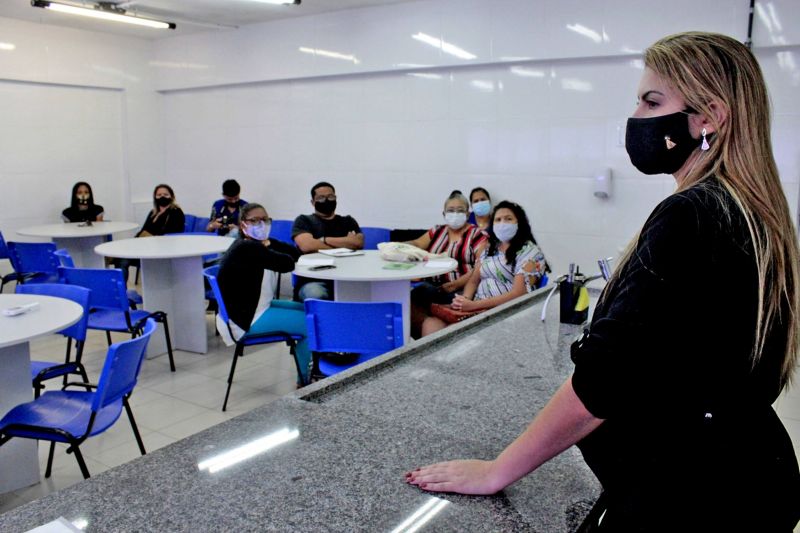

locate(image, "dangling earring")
(700, 128), (710, 151)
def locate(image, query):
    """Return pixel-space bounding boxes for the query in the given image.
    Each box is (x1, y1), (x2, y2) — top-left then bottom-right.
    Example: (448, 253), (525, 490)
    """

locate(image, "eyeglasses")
(445, 208), (467, 214)
(244, 217), (272, 224)
(314, 194), (337, 202)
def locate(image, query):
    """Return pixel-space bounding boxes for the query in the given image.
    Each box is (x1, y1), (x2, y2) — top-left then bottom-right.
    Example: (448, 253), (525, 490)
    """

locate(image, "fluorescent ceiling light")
(561, 78), (593, 92)
(198, 428), (299, 473)
(0, 42), (15, 51)
(389, 497), (450, 533)
(247, 0), (301, 4)
(32, 1), (176, 30)
(299, 46), (360, 64)
(412, 32), (476, 60)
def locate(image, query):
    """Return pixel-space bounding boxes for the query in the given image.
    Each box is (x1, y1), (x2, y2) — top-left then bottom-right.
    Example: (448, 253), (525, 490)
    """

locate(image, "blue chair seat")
(88, 308), (155, 332)
(318, 353), (381, 377)
(1, 390), (124, 443)
(127, 289), (143, 306)
(241, 331), (304, 346)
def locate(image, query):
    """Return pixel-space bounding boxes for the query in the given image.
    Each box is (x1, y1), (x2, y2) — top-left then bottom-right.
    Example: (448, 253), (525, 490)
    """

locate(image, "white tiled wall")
(0, 17), (160, 242)
(0, 0), (798, 276)
(154, 0), (800, 271)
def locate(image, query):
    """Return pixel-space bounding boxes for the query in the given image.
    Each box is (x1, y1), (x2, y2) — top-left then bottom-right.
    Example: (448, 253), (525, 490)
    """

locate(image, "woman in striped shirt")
(408, 190), (488, 337)
(421, 201), (547, 336)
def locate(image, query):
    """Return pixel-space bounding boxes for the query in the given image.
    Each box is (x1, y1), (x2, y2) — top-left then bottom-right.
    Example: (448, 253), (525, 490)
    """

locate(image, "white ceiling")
(0, 0), (422, 39)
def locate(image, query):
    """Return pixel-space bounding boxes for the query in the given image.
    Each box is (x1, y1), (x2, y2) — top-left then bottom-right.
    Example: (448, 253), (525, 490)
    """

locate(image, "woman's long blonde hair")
(617, 32), (799, 387)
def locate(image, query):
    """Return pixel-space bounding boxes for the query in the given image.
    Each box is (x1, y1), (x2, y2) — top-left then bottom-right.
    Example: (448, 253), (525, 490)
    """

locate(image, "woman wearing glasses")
(216, 203), (311, 385)
(407, 190), (488, 338)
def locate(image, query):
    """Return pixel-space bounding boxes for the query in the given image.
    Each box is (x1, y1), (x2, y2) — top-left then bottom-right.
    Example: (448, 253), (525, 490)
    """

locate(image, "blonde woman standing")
(407, 32), (800, 531)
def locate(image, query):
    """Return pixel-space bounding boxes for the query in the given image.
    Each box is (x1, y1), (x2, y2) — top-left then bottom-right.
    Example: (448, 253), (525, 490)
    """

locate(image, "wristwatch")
(321, 236), (326, 245)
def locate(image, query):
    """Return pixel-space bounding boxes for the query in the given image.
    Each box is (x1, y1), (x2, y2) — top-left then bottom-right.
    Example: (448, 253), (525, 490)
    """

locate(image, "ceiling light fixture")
(248, 0), (301, 4)
(31, 1), (176, 30)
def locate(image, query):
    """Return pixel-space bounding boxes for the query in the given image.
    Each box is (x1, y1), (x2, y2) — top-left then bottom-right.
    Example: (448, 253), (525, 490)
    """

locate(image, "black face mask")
(155, 196), (172, 208)
(225, 201), (239, 209)
(625, 111), (701, 175)
(315, 200), (337, 216)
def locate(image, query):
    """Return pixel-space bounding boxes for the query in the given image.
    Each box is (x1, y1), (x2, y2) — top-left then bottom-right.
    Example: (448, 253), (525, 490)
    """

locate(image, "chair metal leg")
(105, 331), (112, 346)
(44, 442), (57, 478)
(123, 397), (147, 456)
(158, 313), (176, 372)
(69, 445), (91, 479)
(222, 345), (244, 412)
(288, 340), (308, 387)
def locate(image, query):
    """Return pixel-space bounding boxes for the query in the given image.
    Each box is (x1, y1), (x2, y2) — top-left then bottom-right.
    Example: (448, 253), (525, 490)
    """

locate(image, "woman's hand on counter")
(405, 459), (501, 495)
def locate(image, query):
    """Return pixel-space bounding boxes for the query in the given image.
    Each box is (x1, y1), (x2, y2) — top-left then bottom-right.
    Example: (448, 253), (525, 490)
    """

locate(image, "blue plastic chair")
(0, 319), (156, 479)
(0, 231), (31, 292)
(193, 216), (211, 233)
(6, 241), (60, 285)
(204, 265), (305, 411)
(16, 283), (92, 398)
(58, 266), (176, 372)
(361, 227), (391, 250)
(183, 213), (197, 233)
(54, 248), (143, 309)
(304, 299), (404, 378)
(269, 219), (294, 244)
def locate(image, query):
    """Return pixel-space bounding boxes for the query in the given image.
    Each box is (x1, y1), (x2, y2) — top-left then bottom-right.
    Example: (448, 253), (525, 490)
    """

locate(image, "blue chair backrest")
(59, 267), (129, 313)
(92, 318), (156, 411)
(16, 283), (91, 342)
(183, 214), (197, 233)
(203, 266), (229, 324)
(269, 219), (294, 244)
(304, 299), (403, 355)
(7, 242), (59, 275)
(0, 231), (10, 261)
(193, 217), (211, 233)
(361, 227), (391, 250)
(53, 249), (76, 268)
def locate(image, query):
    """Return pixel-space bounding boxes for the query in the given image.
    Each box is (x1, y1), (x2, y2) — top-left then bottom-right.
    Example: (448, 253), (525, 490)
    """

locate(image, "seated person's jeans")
(296, 280), (333, 301)
(246, 300), (312, 385)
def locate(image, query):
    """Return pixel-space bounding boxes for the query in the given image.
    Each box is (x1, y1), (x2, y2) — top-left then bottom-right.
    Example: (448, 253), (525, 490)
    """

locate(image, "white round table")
(0, 294), (82, 494)
(16, 221), (139, 268)
(293, 250), (457, 342)
(95, 235), (234, 356)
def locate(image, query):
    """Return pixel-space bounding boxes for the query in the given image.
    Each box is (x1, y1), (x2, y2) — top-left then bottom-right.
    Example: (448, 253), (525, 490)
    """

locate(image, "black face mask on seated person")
(155, 196), (172, 208)
(625, 110), (702, 175)
(315, 199), (337, 216)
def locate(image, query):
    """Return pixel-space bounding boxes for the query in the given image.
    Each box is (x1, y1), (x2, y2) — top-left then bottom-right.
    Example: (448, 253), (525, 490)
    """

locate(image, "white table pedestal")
(0, 342), (39, 493)
(53, 236), (106, 269)
(140, 256), (207, 358)
(334, 280), (412, 342)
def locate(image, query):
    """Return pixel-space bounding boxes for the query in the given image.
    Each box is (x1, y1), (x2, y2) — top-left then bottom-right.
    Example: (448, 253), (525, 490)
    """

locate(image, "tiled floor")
(0, 309), (300, 515)
(1, 300), (800, 528)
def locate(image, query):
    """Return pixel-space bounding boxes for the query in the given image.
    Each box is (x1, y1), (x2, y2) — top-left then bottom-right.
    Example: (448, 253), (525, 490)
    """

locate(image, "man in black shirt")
(292, 181), (363, 301)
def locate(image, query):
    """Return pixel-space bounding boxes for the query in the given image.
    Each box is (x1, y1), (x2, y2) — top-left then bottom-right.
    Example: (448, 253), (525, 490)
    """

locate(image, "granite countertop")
(0, 290), (601, 532)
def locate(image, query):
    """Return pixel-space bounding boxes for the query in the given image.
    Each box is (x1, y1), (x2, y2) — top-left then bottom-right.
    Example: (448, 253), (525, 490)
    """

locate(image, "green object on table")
(382, 262), (415, 270)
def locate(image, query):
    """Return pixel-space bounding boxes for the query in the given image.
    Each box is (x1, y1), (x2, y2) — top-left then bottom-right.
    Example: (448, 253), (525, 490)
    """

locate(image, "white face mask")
(444, 212), (467, 230)
(244, 221), (269, 241)
(493, 222), (518, 243)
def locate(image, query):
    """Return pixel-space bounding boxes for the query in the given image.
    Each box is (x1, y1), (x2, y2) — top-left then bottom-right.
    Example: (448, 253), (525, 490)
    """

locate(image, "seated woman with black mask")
(62, 181), (104, 223)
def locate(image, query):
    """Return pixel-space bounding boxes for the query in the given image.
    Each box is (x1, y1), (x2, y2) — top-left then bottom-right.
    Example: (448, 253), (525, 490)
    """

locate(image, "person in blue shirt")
(207, 179), (247, 236)
(467, 187), (492, 231)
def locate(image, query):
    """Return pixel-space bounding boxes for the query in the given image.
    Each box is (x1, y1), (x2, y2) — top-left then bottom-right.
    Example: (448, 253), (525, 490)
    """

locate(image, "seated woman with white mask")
(216, 203), (312, 385)
(406, 190), (488, 338)
(421, 201), (547, 337)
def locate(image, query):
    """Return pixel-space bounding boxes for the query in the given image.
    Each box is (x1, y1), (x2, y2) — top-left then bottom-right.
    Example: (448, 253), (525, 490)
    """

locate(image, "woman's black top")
(571, 177), (800, 530)
(137, 207), (185, 236)
(62, 204), (104, 223)
(217, 238), (300, 331)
